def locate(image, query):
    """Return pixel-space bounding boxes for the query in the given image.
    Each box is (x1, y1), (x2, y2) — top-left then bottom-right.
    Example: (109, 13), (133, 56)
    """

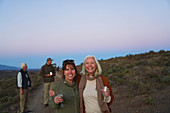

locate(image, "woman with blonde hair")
(79, 55), (114, 113)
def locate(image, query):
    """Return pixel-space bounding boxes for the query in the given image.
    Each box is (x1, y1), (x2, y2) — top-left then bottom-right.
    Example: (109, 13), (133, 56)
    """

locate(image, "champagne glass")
(57, 91), (64, 108)
(50, 72), (53, 75)
(103, 86), (107, 102)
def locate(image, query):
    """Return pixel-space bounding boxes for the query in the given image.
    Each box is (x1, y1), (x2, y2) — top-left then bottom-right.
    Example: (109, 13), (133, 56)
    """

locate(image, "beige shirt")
(83, 79), (103, 113)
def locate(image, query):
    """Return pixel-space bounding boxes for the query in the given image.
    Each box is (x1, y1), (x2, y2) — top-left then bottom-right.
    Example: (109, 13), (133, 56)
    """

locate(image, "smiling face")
(64, 64), (76, 83)
(85, 57), (97, 76)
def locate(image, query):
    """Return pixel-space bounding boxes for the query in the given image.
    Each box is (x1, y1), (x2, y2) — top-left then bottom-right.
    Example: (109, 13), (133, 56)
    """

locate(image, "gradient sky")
(0, 0), (170, 69)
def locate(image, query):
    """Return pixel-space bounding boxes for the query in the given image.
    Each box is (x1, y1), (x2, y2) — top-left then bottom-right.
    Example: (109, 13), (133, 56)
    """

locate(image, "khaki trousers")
(20, 89), (28, 113)
(44, 82), (54, 104)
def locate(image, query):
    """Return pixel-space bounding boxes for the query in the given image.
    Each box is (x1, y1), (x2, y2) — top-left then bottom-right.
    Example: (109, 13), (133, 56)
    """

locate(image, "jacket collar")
(64, 79), (75, 87)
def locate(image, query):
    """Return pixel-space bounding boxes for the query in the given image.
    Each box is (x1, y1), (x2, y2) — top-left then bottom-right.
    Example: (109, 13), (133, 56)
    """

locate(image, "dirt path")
(27, 85), (55, 113)
(27, 71), (62, 113)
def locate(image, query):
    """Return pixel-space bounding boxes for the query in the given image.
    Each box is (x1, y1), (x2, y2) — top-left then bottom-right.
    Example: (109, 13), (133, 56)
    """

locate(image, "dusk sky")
(0, 0), (170, 69)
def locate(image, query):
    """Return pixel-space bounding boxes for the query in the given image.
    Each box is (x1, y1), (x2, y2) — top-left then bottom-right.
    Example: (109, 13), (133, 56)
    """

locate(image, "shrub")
(159, 49), (165, 53)
(144, 97), (155, 105)
(161, 67), (170, 76)
(161, 76), (170, 84)
(106, 69), (113, 74)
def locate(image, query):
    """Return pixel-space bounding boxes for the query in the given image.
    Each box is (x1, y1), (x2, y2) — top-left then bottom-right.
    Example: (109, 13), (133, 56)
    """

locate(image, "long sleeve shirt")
(17, 72), (22, 87)
(17, 72), (30, 87)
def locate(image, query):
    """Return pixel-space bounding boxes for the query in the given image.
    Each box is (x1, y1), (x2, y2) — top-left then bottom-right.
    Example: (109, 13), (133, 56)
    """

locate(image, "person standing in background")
(40, 58), (56, 107)
(17, 63), (31, 113)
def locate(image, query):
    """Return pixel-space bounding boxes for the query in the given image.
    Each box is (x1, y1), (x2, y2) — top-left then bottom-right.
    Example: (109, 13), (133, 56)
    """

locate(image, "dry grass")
(0, 70), (43, 112)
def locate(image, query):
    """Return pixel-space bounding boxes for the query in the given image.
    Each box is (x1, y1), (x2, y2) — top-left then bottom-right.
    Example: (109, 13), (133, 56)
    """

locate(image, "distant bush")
(97, 50), (170, 96)
(159, 49), (165, 53)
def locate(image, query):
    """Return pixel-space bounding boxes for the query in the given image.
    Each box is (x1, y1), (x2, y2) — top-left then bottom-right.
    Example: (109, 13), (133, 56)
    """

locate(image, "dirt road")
(27, 85), (55, 113)
(27, 71), (62, 113)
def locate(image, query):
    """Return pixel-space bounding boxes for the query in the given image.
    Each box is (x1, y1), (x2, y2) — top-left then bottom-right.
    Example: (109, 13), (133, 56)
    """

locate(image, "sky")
(0, 0), (170, 69)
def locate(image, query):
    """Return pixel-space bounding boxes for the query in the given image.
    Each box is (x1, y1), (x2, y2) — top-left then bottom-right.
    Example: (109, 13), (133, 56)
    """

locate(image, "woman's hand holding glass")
(101, 86), (110, 102)
(54, 96), (64, 104)
(50, 89), (64, 107)
(101, 87), (110, 97)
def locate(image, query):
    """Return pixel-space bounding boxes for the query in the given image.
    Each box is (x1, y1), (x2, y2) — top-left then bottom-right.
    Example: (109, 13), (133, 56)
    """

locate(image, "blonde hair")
(81, 55), (102, 76)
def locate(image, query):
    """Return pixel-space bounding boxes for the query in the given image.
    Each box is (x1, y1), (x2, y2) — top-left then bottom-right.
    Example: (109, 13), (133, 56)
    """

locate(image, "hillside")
(77, 50), (170, 112)
(100, 50), (170, 90)
(101, 50), (170, 112)
(0, 64), (19, 70)
(0, 70), (18, 78)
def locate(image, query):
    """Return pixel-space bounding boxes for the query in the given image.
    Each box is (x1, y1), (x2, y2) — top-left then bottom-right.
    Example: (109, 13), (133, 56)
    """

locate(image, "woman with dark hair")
(49, 59), (80, 113)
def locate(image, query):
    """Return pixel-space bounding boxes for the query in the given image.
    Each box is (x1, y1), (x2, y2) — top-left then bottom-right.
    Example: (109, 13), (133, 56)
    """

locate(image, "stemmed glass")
(50, 72), (53, 75)
(103, 86), (107, 102)
(57, 91), (64, 108)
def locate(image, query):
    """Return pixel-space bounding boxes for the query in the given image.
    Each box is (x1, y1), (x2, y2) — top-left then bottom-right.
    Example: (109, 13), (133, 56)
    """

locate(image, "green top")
(49, 79), (80, 113)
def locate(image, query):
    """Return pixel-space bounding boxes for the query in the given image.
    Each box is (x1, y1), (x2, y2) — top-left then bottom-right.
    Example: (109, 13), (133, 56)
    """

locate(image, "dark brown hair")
(62, 60), (78, 80)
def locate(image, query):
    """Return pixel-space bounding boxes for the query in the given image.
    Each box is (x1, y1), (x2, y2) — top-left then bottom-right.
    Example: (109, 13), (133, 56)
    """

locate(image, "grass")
(99, 50), (170, 95)
(0, 71), (43, 112)
(144, 97), (155, 105)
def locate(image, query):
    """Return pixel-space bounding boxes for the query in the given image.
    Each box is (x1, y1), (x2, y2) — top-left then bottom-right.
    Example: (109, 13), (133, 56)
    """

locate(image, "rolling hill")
(0, 64), (19, 70)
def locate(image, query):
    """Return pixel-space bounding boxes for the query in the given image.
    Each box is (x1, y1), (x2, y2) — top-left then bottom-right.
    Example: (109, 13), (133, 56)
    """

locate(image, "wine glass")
(57, 91), (64, 108)
(103, 86), (107, 102)
(50, 72), (53, 75)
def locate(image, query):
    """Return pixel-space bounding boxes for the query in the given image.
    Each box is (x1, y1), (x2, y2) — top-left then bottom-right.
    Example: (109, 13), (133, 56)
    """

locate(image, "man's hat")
(47, 58), (53, 61)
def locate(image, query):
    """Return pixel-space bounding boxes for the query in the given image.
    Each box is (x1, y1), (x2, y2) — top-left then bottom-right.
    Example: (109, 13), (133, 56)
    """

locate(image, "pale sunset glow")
(0, 0), (170, 68)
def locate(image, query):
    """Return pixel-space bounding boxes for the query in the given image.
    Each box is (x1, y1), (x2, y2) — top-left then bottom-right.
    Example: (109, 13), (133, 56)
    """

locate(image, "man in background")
(17, 63), (31, 113)
(40, 58), (56, 107)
